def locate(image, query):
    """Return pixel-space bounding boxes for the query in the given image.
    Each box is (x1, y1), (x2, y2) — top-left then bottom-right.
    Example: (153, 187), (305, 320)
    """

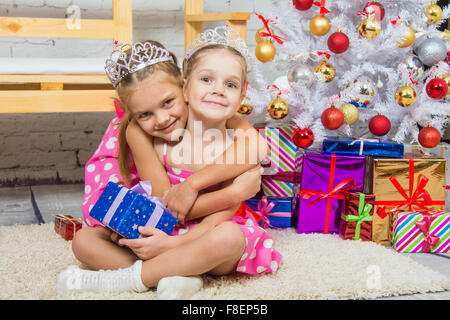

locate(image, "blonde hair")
(116, 40), (182, 186)
(182, 44), (247, 91)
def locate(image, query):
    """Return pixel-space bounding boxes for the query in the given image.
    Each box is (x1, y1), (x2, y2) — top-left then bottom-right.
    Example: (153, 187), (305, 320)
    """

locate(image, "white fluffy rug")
(1, 223), (449, 300)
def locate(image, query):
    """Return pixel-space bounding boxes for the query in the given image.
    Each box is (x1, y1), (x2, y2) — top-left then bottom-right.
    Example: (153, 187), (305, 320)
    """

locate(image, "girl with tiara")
(58, 28), (281, 298)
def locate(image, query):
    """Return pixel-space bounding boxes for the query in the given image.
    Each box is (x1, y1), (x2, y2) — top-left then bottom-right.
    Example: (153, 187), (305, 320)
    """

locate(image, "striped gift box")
(259, 126), (302, 197)
(392, 211), (450, 253)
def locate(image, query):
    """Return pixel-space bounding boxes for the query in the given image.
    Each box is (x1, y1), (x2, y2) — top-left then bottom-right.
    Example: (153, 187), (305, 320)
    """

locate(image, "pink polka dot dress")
(83, 119), (282, 275)
(81, 117), (140, 227)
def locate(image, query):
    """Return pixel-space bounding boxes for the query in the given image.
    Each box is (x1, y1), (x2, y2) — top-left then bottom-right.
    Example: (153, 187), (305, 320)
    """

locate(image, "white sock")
(56, 260), (148, 294)
(157, 276), (203, 300)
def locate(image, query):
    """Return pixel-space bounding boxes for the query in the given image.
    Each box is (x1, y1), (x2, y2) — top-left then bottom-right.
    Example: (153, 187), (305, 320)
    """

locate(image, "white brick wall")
(0, 0), (267, 186)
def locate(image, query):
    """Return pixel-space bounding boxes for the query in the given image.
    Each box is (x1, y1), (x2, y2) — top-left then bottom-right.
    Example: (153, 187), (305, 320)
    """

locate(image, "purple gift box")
(294, 153), (365, 234)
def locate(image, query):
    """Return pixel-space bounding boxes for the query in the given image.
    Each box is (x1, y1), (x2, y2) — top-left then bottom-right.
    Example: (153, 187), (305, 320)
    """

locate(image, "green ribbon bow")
(341, 193), (373, 240)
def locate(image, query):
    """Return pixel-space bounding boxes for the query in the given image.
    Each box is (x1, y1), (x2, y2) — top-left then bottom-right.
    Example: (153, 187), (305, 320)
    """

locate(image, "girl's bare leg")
(56, 221), (245, 295)
(72, 226), (138, 270)
(140, 221), (246, 287)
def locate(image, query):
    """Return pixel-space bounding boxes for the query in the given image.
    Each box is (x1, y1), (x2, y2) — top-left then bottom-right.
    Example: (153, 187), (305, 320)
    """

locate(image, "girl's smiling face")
(183, 49), (246, 124)
(127, 70), (188, 141)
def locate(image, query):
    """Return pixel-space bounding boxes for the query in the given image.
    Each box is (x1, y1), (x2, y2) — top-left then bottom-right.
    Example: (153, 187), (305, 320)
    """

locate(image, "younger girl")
(58, 29), (281, 296)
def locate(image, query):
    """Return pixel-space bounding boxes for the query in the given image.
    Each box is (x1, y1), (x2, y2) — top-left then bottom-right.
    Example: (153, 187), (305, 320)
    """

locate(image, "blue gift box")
(89, 181), (177, 238)
(245, 196), (293, 229)
(322, 136), (404, 158)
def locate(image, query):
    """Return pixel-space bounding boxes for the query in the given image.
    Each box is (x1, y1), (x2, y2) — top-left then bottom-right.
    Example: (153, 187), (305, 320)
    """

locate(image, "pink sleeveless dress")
(163, 142), (282, 275)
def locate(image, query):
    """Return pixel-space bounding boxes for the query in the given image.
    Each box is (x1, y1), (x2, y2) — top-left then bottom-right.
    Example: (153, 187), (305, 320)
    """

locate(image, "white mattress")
(0, 57), (107, 74)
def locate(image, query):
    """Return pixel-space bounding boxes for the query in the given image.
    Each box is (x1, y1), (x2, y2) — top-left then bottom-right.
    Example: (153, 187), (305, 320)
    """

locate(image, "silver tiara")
(184, 26), (249, 61)
(105, 41), (175, 87)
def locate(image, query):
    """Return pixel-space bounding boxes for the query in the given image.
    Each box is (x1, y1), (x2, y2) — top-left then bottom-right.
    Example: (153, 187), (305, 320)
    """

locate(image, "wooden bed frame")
(0, 0), (249, 113)
(0, 0), (132, 113)
(184, 0), (250, 52)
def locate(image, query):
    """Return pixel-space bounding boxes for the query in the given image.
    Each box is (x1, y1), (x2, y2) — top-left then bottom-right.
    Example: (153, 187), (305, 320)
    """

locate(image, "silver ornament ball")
(287, 64), (314, 86)
(416, 38), (447, 66)
(345, 76), (376, 106)
(354, 76), (375, 96)
(401, 54), (424, 82)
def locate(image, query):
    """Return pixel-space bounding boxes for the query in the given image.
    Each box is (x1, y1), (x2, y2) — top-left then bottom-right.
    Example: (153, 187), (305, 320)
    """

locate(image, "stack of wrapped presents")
(245, 126), (449, 253)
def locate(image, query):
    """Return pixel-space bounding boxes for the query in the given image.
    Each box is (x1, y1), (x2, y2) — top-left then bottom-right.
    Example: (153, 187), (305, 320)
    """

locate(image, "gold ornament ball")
(237, 102), (253, 115)
(255, 26), (274, 43)
(255, 41), (276, 63)
(397, 26), (415, 48)
(314, 58), (335, 82)
(310, 14), (331, 36)
(443, 74), (450, 96)
(358, 17), (381, 40)
(267, 95), (289, 120)
(339, 103), (359, 125)
(395, 85), (417, 107)
(425, 2), (442, 25)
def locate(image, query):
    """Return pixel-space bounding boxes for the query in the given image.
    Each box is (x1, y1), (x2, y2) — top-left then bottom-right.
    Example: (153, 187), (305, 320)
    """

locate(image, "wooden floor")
(0, 184), (84, 226)
(0, 183), (449, 300)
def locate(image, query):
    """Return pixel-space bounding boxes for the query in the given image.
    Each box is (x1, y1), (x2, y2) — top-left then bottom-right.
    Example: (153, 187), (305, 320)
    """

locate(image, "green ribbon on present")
(341, 193), (373, 240)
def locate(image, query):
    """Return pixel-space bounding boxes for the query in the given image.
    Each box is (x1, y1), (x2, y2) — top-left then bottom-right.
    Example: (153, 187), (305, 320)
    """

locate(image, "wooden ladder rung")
(185, 12), (250, 22)
(0, 74), (110, 84)
(40, 83), (64, 91)
(0, 90), (116, 113)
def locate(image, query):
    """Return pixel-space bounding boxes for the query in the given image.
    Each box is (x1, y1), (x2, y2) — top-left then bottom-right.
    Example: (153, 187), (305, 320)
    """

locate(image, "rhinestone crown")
(184, 26), (249, 62)
(105, 41), (175, 87)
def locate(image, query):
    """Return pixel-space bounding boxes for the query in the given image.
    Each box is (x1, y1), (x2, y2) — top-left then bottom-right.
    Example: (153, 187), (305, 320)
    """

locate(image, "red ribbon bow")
(378, 174), (432, 218)
(317, 51), (331, 59)
(267, 84), (282, 95)
(266, 84), (290, 95)
(313, 0), (330, 15)
(415, 215), (440, 253)
(254, 13), (286, 44)
(408, 72), (419, 86)
(375, 156), (444, 218)
(390, 16), (401, 25)
(357, 9), (375, 18)
(301, 176), (357, 206)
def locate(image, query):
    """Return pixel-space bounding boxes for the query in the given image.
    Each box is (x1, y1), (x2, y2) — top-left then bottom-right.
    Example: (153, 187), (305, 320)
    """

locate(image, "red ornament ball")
(369, 114), (391, 136)
(293, 127), (314, 149)
(321, 107), (344, 130)
(364, 1), (385, 21)
(426, 78), (448, 99)
(292, 0), (314, 10)
(327, 30), (350, 54)
(418, 126), (441, 148)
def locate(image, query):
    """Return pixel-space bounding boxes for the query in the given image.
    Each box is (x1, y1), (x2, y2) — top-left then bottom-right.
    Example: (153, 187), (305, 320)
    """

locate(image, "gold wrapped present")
(372, 153), (446, 246)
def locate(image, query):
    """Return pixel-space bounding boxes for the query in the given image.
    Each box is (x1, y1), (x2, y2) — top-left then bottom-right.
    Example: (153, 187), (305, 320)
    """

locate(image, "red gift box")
(54, 214), (82, 240)
(339, 192), (375, 241)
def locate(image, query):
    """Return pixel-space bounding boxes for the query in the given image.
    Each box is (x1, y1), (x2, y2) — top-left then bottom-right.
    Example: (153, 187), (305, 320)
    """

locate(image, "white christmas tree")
(242, 0), (449, 149)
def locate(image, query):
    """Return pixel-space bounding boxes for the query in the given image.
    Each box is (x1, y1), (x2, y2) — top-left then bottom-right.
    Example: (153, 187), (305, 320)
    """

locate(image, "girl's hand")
(162, 179), (199, 224)
(231, 165), (263, 202)
(110, 232), (124, 246)
(118, 227), (177, 260)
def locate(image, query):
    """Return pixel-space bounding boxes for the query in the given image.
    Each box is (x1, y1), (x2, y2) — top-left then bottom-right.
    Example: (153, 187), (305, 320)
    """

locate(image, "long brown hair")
(115, 40), (182, 186)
